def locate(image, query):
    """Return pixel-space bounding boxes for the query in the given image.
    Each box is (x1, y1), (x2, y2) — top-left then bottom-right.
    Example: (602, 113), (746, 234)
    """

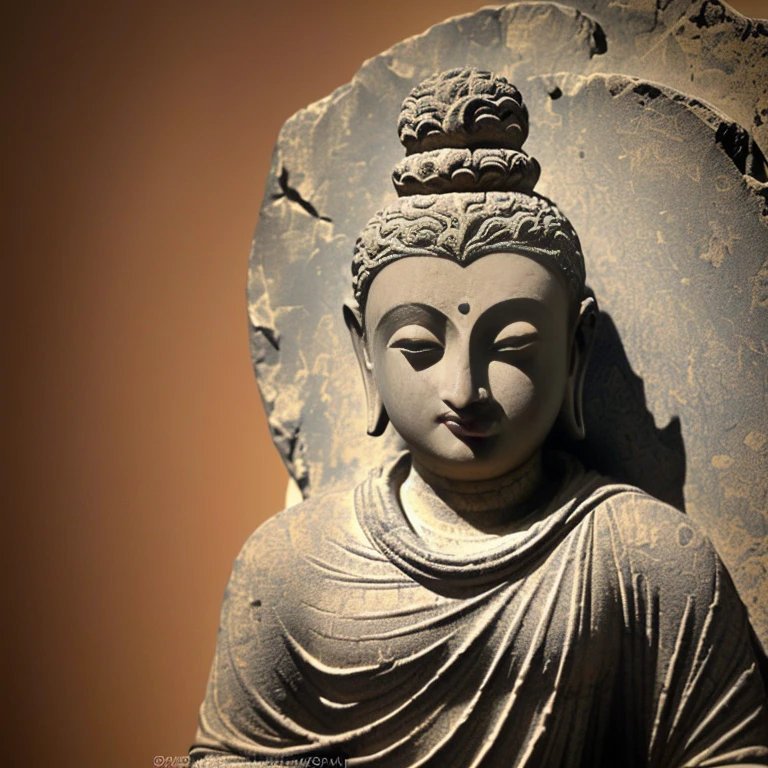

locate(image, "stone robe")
(191, 454), (768, 767)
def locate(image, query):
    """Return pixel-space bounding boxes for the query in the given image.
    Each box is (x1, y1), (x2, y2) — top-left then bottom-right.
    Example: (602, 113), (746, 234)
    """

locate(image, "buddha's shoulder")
(231, 485), (362, 576)
(588, 482), (719, 574)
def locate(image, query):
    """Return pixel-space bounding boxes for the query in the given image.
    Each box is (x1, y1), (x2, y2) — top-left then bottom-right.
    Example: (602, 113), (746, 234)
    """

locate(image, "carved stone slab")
(247, 1), (768, 646)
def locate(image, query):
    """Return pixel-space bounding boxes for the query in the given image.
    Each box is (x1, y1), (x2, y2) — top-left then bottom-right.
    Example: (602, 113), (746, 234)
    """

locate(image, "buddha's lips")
(439, 413), (499, 438)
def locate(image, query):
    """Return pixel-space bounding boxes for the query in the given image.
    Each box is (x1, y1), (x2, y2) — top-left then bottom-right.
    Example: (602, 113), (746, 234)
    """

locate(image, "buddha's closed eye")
(491, 321), (539, 358)
(388, 325), (443, 353)
(388, 325), (444, 369)
(393, 340), (443, 354)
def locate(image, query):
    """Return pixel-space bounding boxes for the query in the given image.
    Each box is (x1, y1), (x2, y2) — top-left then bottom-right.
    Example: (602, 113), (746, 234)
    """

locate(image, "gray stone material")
(246, 1), (768, 650)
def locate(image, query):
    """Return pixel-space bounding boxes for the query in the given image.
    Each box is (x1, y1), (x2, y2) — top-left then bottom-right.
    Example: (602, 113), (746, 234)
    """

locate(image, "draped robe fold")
(191, 454), (768, 767)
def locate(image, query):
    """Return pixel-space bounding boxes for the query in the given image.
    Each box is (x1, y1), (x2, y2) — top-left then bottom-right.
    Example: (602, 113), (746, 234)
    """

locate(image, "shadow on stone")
(558, 309), (687, 512)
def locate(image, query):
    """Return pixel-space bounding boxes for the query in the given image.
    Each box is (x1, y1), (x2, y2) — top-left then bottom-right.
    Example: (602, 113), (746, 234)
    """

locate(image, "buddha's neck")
(399, 451), (547, 548)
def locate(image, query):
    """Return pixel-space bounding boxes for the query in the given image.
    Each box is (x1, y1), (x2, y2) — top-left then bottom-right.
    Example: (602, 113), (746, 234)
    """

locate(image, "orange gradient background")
(4, 1), (764, 766)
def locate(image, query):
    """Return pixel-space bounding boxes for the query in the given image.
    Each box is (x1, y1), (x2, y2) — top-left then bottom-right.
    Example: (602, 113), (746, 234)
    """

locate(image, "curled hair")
(352, 68), (586, 313)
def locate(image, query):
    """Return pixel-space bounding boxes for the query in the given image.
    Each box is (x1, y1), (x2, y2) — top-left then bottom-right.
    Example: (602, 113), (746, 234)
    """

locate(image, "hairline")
(360, 249), (582, 336)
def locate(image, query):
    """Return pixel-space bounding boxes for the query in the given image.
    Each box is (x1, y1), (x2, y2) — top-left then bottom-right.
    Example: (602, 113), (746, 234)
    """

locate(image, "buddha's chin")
(410, 433), (522, 482)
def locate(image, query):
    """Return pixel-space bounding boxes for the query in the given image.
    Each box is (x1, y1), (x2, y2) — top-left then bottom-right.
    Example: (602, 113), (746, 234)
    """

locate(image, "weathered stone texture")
(247, 1), (768, 646)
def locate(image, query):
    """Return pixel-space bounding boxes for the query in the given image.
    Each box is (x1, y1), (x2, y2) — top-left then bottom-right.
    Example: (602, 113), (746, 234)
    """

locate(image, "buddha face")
(346, 252), (595, 481)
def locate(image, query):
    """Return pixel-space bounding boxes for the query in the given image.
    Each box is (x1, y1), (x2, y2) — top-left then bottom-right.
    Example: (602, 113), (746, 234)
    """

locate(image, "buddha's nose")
(439, 347), (483, 411)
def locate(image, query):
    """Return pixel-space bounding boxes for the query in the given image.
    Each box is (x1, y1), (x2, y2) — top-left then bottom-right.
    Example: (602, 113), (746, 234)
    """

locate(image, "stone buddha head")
(344, 68), (597, 482)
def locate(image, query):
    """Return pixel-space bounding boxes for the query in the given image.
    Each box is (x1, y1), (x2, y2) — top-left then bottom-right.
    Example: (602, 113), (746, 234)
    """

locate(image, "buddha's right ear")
(343, 299), (389, 437)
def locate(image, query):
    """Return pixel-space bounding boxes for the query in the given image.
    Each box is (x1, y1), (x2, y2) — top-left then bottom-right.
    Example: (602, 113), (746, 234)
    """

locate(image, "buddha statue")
(191, 69), (768, 767)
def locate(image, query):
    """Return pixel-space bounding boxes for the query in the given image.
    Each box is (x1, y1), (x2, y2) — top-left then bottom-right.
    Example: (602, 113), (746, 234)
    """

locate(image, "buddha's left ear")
(561, 295), (598, 440)
(343, 299), (389, 437)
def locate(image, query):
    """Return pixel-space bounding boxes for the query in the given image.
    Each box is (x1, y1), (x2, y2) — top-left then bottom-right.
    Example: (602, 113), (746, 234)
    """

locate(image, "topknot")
(398, 68), (528, 153)
(352, 69), (586, 314)
(393, 68), (540, 197)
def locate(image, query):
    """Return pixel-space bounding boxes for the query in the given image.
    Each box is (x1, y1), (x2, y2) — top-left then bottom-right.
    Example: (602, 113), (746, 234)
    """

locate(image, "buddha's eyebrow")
(375, 303), (446, 335)
(474, 297), (548, 328)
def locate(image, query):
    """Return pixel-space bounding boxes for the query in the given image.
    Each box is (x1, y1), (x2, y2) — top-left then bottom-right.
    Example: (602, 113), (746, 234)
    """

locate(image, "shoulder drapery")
(191, 455), (768, 767)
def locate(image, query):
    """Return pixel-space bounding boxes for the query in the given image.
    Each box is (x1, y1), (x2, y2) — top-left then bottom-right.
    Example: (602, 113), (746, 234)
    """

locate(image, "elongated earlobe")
(561, 296), (598, 440)
(343, 300), (389, 437)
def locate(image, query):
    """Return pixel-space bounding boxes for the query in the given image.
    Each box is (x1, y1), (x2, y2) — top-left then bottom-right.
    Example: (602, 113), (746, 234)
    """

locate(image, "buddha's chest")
(282, 522), (623, 697)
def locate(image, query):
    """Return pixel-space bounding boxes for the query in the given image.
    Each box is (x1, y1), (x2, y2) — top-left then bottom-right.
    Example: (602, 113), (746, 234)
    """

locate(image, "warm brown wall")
(3, 1), (764, 766)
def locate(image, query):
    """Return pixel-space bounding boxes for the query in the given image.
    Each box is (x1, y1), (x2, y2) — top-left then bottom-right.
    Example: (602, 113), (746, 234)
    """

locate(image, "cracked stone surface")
(247, 0), (768, 647)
